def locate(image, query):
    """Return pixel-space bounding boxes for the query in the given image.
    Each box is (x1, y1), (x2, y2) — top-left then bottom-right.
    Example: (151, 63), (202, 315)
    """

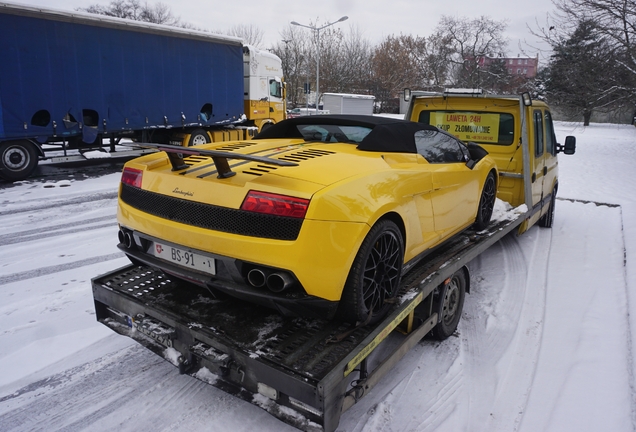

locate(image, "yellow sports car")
(117, 115), (497, 324)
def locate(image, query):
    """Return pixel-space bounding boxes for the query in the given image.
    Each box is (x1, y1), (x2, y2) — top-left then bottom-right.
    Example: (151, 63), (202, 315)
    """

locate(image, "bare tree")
(227, 24), (265, 48)
(79, 0), (181, 26)
(271, 25), (313, 107)
(425, 32), (454, 89)
(432, 16), (508, 88)
(272, 22), (373, 107)
(317, 25), (372, 95)
(369, 34), (429, 113)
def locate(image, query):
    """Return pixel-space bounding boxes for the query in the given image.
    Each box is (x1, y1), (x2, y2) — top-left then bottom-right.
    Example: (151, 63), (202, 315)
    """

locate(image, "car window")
(417, 110), (515, 146)
(544, 111), (556, 155)
(414, 129), (466, 163)
(296, 124), (372, 143)
(533, 110), (544, 157)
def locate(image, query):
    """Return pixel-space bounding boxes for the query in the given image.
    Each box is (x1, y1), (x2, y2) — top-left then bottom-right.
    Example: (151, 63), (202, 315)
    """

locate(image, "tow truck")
(91, 91), (576, 431)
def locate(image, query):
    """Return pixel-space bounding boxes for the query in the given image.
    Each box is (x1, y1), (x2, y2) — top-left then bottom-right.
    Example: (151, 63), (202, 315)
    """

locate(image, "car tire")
(338, 219), (404, 325)
(474, 172), (496, 230)
(0, 140), (39, 182)
(430, 269), (467, 340)
(538, 188), (556, 228)
(188, 129), (211, 146)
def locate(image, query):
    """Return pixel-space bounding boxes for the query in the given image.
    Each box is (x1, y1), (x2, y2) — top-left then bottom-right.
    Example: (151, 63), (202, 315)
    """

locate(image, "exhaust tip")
(119, 229), (134, 249)
(267, 272), (294, 293)
(247, 269), (267, 288)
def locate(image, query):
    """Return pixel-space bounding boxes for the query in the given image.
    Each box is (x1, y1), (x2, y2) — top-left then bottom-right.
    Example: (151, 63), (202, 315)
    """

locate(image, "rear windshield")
(297, 124), (372, 143)
(417, 110), (515, 145)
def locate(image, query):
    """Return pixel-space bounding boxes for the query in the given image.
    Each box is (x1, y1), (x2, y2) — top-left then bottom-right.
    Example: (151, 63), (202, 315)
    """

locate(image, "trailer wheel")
(188, 129), (211, 146)
(431, 269), (466, 340)
(538, 188), (556, 228)
(474, 172), (496, 230)
(338, 219), (404, 325)
(0, 140), (39, 181)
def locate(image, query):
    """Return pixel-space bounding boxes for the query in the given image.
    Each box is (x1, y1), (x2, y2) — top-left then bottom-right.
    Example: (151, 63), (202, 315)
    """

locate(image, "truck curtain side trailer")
(91, 91), (575, 431)
(0, 2), (285, 181)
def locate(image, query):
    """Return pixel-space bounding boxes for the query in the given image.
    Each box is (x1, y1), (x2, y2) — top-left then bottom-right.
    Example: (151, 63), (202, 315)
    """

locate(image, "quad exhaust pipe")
(118, 229), (135, 249)
(247, 268), (294, 293)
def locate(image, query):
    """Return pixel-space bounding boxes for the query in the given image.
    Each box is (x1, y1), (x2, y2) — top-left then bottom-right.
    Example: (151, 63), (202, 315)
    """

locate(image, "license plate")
(152, 242), (216, 275)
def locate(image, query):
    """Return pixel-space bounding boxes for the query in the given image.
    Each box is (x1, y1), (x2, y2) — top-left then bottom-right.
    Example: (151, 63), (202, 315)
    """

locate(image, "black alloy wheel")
(474, 172), (496, 230)
(338, 219), (404, 324)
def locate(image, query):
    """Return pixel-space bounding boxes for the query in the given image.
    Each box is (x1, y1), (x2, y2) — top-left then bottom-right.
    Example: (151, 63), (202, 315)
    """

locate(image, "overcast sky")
(15, 0), (558, 60)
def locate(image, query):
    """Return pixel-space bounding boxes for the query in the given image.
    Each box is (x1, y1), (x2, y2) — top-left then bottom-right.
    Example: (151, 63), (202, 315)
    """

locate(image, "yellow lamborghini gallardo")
(117, 115), (497, 324)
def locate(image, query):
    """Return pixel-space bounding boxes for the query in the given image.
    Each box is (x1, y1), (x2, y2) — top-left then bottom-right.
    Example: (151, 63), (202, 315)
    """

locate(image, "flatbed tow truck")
(91, 91), (575, 431)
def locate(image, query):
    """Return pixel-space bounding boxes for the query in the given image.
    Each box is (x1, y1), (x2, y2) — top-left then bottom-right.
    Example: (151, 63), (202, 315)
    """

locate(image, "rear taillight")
(121, 167), (143, 188)
(241, 191), (309, 219)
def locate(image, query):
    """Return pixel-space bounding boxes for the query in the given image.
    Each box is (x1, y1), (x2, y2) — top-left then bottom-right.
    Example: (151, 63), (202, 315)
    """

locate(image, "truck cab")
(405, 89), (576, 233)
(243, 45), (286, 130)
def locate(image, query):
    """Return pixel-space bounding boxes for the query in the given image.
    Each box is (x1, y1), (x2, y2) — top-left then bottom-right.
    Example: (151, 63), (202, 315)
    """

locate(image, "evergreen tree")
(545, 20), (619, 125)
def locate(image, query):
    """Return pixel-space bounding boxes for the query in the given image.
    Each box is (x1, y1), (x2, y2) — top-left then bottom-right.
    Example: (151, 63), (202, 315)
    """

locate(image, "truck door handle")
(531, 173), (536, 183)
(543, 166), (548, 176)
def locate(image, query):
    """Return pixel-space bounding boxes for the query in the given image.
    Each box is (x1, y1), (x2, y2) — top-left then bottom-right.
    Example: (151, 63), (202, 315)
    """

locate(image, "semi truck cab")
(243, 45), (286, 131)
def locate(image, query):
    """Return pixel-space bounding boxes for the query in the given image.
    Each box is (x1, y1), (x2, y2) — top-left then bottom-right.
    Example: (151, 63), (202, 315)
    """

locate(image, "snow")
(1, 122), (636, 431)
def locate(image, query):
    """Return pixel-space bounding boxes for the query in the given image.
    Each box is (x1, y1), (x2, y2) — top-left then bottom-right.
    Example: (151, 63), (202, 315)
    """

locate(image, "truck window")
(533, 110), (544, 156)
(417, 110), (514, 146)
(269, 79), (282, 98)
(414, 130), (466, 163)
(544, 111), (556, 155)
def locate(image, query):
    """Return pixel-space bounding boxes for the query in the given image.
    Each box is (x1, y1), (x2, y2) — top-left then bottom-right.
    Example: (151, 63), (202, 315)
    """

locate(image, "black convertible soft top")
(254, 114), (440, 154)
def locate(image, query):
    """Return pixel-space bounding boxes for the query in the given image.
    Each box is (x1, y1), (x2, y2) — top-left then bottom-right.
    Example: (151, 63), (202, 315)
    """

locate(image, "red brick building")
(476, 55), (539, 78)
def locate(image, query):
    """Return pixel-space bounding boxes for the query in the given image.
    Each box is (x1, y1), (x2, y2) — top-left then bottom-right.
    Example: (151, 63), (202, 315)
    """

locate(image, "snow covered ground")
(0, 122), (635, 431)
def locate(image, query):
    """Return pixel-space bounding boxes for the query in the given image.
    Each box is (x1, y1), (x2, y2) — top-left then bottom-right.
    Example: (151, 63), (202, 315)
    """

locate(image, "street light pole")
(291, 16), (348, 112)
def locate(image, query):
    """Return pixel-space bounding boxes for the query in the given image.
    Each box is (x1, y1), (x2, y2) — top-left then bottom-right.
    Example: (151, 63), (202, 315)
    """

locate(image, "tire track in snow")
(460, 233), (530, 428)
(0, 216), (116, 246)
(455, 228), (556, 431)
(340, 233), (540, 432)
(490, 228), (552, 431)
(0, 345), (168, 431)
(0, 253), (124, 285)
(340, 335), (465, 431)
(616, 205), (636, 431)
(0, 343), (295, 432)
(403, 341), (465, 432)
(0, 191), (117, 216)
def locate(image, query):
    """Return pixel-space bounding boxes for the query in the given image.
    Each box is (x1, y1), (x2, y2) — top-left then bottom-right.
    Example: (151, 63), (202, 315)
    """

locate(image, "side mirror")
(404, 88), (411, 102)
(521, 92), (532, 107)
(557, 135), (576, 155)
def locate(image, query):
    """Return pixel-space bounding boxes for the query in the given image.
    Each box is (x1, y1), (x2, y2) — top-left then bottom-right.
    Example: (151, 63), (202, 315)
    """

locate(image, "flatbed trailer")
(92, 209), (525, 431)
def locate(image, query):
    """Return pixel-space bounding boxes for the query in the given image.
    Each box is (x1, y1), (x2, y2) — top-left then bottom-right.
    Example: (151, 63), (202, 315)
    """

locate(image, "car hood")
(124, 138), (395, 210)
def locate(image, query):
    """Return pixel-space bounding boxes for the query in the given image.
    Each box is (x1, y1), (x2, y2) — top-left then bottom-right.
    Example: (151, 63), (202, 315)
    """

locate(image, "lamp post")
(291, 16), (348, 112)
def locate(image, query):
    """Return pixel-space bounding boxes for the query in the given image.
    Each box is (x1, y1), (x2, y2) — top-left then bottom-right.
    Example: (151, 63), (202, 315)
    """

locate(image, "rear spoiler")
(136, 143), (298, 179)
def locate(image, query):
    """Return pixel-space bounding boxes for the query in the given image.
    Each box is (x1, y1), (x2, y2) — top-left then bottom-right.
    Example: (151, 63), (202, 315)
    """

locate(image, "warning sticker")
(430, 112), (501, 143)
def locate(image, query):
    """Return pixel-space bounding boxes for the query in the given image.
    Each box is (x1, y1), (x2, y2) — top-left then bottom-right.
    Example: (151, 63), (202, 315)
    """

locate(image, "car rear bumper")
(118, 236), (340, 320)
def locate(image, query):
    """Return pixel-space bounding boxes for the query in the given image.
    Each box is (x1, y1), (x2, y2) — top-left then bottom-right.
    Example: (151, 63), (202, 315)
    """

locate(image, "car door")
(414, 130), (478, 239)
